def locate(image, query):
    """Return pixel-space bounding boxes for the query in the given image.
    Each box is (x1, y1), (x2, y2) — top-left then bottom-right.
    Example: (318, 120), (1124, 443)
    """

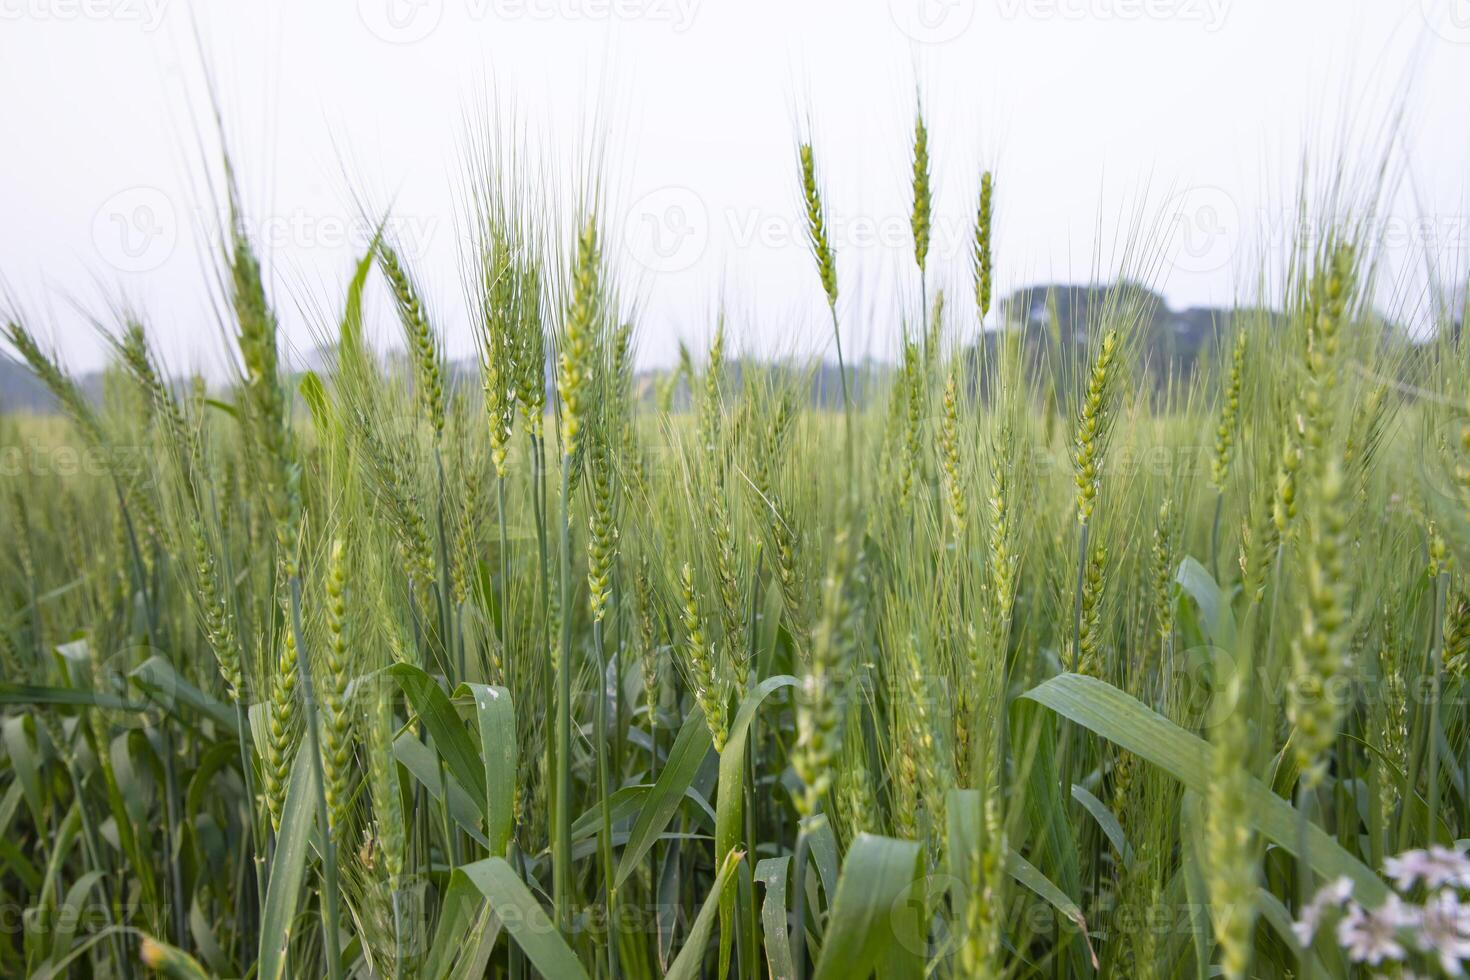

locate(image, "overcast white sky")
(1, 0), (1467, 378)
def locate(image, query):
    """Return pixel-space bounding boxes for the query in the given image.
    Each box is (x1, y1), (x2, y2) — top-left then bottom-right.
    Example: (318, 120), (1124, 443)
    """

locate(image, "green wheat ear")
(679, 561), (727, 751)
(910, 103), (931, 274)
(799, 142), (838, 312)
(1072, 328), (1120, 525)
(377, 240), (447, 441)
(1288, 459), (1349, 788)
(558, 216), (600, 460)
(974, 171), (995, 321)
(1211, 329), (1248, 490)
(321, 537), (353, 836)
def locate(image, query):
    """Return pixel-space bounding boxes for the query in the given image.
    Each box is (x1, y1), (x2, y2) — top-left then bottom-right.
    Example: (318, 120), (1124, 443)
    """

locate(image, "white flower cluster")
(1294, 848), (1470, 975)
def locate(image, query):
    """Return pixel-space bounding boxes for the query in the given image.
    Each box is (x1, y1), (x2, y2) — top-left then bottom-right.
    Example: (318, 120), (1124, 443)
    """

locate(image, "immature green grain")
(799, 143), (838, 312)
(910, 104), (931, 275)
(451, 448), (486, 609)
(679, 561), (727, 751)
(9, 492), (36, 589)
(379, 241), (447, 441)
(1287, 460), (1349, 787)
(1076, 543), (1107, 678)
(1455, 404), (1470, 527)
(321, 537), (353, 834)
(586, 431), (618, 623)
(264, 623), (300, 832)
(924, 290), (946, 375)
(793, 521), (852, 824)
(1073, 329), (1120, 525)
(1150, 499), (1177, 659)
(514, 257), (547, 440)
(769, 498), (805, 633)
(1238, 485), (1277, 609)
(635, 555), (662, 734)
(898, 338), (924, 508)
(117, 319), (187, 439)
(3, 321), (107, 449)
(699, 320), (725, 460)
(939, 367), (968, 538)
(480, 226), (519, 478)
(1206, 650), (1256, 980)
(901, 635), (950, 839)
(836, 746), (875, 841)
(800, 138), (852, 426)
(1429, 522), (1451, 579)
(1210, 330), (1247, 490)
(1445, 593), (1470, 678)
(984, 420), (1022, 649)
(558, 218), (600, 459)
(1271, 423), (1304, 536)
(228, 218), (301, 574)
(188, 516), (244, 698)
(960, 778), (1006, 978)
(973, 171), (995, 321)
(697, 331), (746, 669)
(355, 416), (437, 595)
(366, 687), (405, 886)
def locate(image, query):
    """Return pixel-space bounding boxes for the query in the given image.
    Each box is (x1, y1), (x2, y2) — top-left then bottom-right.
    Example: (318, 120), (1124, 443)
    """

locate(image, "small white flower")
(1336, 897), (1410, 966)
(1293, 876), (1356, 946)
(1418, 889), (1470, 976)
(1386, 847), (1470, 891)
(1292, 911), (1319, 948)
(1387, 850), (1432, 890)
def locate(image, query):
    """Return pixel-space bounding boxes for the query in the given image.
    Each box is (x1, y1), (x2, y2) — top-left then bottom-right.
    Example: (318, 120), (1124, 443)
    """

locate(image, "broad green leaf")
(130, 656), (238, 735)
(1022, 673), (1389, 905)
(0, 782), (42, 889)
(946, 787), (1084, 959)
(802, 814), (840, 905)
(2, 716), (42, 824)
(424, 866), (501, 980)
(51, 870), (106, 960)
(0, 683), (144, 711)
(1071, 783), (1133, 866)
(665, 849), (744, 980)
(615, 704), (712, 888)
(392, 733), (490, 848)
(810, 833), (923, 980)
(457, 856), (589, 980)
(387, 663), (485, 805)
(1010, 698), (1089, 975)
(1005, 847), (1086, 928)
(571, 783), (713, 841)
(716, 674), (797, 977)
(1175, 556), (1236, 650)
(339, 233), (379, 367)
(945, 789), (983, 943)
(258, 750), (316, 980)
(756, 856), (795, 980)
(456, 682), (516, 856)
(1179, 793), (1212, 980)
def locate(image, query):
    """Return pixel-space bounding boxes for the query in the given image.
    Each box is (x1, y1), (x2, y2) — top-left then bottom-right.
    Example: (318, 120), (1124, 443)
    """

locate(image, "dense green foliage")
(2, 107), (1469, 979)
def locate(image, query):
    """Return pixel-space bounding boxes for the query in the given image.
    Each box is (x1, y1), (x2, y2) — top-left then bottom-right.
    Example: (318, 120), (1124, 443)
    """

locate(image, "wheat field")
(2, 102), (1469, 979)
